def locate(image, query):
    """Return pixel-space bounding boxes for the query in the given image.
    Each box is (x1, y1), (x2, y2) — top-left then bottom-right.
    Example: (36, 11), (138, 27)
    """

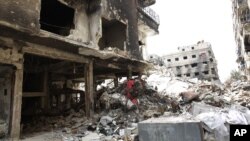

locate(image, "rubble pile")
(144, 66), (250, 141)
(22, 66), (250, 141)
(22, 73), (170, 141)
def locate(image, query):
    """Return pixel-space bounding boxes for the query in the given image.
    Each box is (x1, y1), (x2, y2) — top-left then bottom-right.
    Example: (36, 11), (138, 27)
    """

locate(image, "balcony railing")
(138, 7), (160, 24)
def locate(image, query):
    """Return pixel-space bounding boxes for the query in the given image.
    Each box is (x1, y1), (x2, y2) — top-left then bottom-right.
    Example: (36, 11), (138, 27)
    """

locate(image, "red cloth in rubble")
(126, 79), (139, 105)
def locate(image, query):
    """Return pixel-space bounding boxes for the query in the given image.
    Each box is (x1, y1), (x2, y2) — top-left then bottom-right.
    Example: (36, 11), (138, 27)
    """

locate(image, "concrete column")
(114, 77), (119, 87)
(84, 60), (94, 118)
(10, 68), (23, 140)
(41, 70), (48, 110)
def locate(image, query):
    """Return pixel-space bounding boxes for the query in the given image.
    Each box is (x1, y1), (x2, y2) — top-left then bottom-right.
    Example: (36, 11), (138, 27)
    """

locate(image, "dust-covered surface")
(18, 66), (250, 141)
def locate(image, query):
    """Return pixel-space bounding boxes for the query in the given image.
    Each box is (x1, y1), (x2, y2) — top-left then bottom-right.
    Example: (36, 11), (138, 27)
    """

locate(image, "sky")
(147, 0), (238, 82)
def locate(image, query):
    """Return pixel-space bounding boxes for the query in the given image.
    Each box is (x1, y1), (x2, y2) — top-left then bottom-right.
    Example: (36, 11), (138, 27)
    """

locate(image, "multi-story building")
(232, 0), (250, 78)
(0, 0), (159, 139)
(162, 41), (219, 81)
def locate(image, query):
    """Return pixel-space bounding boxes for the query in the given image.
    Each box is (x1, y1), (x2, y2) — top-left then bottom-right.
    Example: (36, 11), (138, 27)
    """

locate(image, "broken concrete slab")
(138, 117), (204, 141)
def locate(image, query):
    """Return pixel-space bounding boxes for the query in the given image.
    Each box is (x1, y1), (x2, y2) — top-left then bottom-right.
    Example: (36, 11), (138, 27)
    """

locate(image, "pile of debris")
(22, 73), (170, 140)
(21, 65), (250, 141)
(143, 66), (250, 141)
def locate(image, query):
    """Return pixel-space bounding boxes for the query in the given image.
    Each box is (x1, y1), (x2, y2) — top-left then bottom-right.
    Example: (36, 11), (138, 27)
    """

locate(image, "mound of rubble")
(21, 66), (250, 141)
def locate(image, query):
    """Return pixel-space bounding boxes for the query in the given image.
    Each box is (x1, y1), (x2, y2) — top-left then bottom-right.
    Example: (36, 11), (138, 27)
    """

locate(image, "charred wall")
(0, 65), (13, 138)
(102, 0), (142, 59)
(0, 0), (40, 33)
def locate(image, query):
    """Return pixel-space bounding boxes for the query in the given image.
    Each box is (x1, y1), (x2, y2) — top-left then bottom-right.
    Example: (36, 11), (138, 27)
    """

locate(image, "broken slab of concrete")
(138, 117), (204, 141)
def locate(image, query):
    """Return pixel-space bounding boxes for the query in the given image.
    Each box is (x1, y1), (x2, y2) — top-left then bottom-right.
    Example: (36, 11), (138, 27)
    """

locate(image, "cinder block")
(138, 117), (204, 141)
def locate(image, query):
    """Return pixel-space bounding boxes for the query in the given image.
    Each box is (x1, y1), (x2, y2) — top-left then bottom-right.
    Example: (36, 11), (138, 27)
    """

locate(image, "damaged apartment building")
(232, 0), (250, 79)
(0, 0), (159, 140)
(162, 41), (219, 81)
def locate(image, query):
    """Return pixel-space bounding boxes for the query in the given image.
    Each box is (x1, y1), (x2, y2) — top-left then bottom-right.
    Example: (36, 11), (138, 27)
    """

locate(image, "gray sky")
(147, 0), (238, 81)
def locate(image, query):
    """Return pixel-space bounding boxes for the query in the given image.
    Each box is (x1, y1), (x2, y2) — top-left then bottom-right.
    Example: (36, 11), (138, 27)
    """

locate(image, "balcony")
(138, 0), (156, 7)
(138, 7), (159, 34)
(238, 0), (248, 8)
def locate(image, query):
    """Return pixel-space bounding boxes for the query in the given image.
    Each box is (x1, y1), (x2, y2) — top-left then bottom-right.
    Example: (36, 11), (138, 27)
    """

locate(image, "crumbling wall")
(99, 19), (127, 50)
(0, 66), (13, 137)
(60, 4), (88, 40)
(101, 0), (142, 59)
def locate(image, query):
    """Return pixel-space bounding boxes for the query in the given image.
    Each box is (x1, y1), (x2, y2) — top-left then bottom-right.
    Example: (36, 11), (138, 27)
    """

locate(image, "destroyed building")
(0, 0), (159, 140)
(232, 0), (250, 79)
(162, 41), (219, 81)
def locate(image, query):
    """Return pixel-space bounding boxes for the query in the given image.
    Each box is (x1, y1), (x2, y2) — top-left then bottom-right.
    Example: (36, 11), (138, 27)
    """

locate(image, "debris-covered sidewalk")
(21, 66), (250, 141)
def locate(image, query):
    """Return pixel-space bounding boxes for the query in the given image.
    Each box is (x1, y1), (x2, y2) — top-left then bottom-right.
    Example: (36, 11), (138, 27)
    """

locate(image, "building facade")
(0, 0), (159, 140)
(162, 41), (219, 81)
(232, 0), (250, 78)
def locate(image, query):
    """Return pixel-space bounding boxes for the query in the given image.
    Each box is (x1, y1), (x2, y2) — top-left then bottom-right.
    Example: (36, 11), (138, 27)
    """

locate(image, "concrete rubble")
(20, 65), (250, 141)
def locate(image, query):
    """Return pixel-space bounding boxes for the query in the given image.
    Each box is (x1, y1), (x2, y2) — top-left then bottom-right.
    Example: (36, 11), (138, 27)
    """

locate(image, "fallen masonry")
(13, 65), (250, 141)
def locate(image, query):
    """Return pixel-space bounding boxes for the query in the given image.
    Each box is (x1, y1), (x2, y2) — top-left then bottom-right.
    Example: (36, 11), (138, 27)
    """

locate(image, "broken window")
(192, 55), (196, 58)
(175, 58), (179, 61)
(203, 71), (209, 75)
(99, 18), (127, 51)
(195, 72), (199, 76)
(167, 59), (171, 62)
(184, 65), (189, 68)
(210, 58), (214, 62)
(203, 62), (208, 65)
(177, 74), (182, 77)
(40, 0), (75, 36)
(186, 73), (190, 77)
(191, 63), (198, 68)
(4, 89), (7, 96)
(208, 51), (212, 55)
(183, 56), (188, 60)
(176, 66), (181, 70)
(211, 68), (215, 74)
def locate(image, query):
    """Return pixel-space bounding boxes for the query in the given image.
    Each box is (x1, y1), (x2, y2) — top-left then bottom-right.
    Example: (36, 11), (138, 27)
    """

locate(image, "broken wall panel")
(99, 19), (127, 50)
(101, 0), (141, 59)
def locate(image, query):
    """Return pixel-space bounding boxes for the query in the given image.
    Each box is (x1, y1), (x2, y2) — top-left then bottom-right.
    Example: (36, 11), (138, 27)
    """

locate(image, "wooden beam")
(84, 60), (94, 118)
(41, 70), (48, 110)
(10, 68), (23, 139)
(23, 42), (90, 64)
(0, 46), (23, 69)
